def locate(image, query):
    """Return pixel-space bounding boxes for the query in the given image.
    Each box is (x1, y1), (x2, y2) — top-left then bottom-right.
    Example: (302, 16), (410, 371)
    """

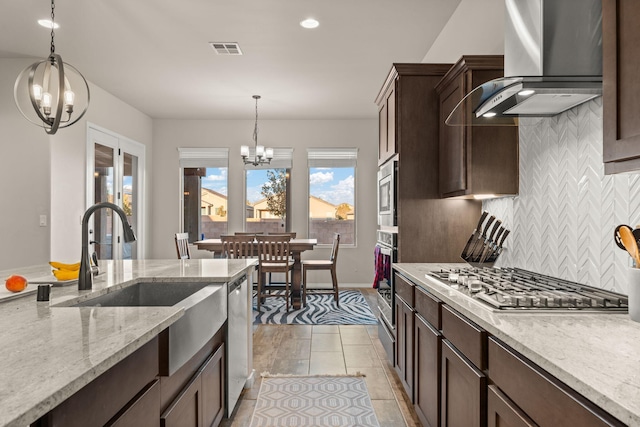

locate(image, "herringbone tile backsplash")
(484, 98), (640, 294)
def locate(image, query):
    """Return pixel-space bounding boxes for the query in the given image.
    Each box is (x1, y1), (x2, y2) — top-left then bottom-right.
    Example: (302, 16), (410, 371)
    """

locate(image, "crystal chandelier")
(241, 95), (273, 166)
(14, 0), (90, 135)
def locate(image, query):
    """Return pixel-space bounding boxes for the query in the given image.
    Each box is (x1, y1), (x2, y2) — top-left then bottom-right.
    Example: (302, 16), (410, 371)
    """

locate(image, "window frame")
(243, 148), (293, 233)
(307, 148), (358, 247)
(178, 148), (229, 242)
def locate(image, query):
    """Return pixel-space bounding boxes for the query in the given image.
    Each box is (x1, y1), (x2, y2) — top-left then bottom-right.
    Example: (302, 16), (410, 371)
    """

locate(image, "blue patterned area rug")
(250, 376), (380, 427)
(253, 290), (378, 325)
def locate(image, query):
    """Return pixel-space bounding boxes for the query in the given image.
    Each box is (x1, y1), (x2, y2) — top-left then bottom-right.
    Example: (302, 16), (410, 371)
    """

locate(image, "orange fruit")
(5, 275), (28, 293)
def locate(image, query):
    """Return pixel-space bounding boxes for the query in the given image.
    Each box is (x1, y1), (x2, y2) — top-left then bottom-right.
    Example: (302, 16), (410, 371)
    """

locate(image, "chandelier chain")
(253, 96), (259, 144)
(50, 0), (55, 54)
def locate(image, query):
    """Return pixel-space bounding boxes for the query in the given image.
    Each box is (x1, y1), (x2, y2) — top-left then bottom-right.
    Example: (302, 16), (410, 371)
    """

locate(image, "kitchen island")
(395, 263), (640, 426)
(0, 259), (255, 427)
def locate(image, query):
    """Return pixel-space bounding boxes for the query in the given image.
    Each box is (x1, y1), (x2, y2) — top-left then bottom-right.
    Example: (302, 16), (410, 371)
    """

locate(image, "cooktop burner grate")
(427, 267), (628, 311)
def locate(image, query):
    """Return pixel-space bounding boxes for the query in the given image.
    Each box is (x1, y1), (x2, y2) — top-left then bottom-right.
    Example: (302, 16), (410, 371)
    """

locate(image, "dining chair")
(221, 234), (256, 258)
(264, 232), (297, 284)
(175, 233), (191, 260)
(302, 233), (340, 307)
(234, 231), (264, 236)
(255, 234), (294, 311)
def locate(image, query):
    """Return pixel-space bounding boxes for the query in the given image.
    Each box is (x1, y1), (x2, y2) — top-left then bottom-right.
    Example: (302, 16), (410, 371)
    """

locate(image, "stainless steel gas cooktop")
(427, 267), (628, 312)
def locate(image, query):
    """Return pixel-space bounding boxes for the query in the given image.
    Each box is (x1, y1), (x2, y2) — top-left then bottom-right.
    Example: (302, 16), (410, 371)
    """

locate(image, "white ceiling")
(0, 0), (463, 120)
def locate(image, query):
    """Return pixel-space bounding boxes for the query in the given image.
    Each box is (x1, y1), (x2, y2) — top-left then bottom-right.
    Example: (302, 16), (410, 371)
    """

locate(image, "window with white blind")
(244, 148), (293, 233)
(307, 148), (357, 245)
(178, 148), (229, 241)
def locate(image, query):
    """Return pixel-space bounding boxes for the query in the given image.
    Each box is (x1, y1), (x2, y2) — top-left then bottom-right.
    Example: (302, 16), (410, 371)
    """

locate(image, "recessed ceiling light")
(300, 18), (319, 29)
(38, 19), (59, 29)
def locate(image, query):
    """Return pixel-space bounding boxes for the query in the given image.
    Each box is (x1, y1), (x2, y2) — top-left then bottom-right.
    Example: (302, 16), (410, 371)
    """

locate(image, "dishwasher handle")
(228, 274), (247, 294)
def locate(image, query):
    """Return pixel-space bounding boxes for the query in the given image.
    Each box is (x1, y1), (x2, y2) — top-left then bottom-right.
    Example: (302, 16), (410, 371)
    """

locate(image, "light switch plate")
(39, 215), (47, 227)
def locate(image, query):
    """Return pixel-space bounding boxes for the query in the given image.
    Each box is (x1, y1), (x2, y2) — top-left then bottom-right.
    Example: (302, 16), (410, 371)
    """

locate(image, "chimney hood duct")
(446, 0), (602, 126)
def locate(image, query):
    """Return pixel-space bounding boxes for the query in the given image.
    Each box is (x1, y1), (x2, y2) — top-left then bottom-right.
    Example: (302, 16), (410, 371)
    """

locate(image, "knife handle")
(481, 215), (496, 237)
(492, 226), (505, 246)
(498, 229), (510, 246)
(474, 211), (489, 232)
(487, 220), (502, 242)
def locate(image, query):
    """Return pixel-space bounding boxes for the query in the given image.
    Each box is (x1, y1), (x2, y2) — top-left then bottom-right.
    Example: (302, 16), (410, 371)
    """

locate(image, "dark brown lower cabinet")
(33, 337), (160, 427)
(488, 338), (625, 427)
(441, 339), (487, 427)
(32, 331), (226, 427)
(413, 313), (441, 427)
(108, 379), (161, 427)
(395, 294), (414, 400)
(487, 385), (537, 427)
(161, 370), (202, 427)
(161, 343), (225, 427)
(201, 344), (225, 427)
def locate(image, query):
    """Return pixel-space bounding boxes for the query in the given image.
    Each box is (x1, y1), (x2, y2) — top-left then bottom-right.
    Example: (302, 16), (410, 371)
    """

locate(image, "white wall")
(49, 83), (153, 262)
(422, 0), (505, 63)
(0, 59), (51, 269)
(0, 58), (153, 268)
(151, 119), (378, 285)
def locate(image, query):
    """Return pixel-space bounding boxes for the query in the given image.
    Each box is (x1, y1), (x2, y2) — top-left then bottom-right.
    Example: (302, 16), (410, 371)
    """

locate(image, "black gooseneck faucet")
(79, 202), (137, 290)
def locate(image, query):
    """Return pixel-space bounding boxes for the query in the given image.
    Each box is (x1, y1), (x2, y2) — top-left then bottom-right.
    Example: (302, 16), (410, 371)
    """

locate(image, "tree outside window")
(245, 168), (290, 233)
(307, 148), (357, 245)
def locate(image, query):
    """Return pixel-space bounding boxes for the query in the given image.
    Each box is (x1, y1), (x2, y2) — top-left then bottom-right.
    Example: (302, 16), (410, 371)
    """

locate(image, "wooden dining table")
(194, 238), (317, 310)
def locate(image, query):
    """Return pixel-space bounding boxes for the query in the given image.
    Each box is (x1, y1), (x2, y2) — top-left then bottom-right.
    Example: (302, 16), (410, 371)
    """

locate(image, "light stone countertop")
(394, 263), (640, 427)
(0, 258), (256, 427)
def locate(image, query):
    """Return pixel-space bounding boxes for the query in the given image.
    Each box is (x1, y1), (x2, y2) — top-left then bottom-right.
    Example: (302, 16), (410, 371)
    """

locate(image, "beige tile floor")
(221, 289), (421, 427)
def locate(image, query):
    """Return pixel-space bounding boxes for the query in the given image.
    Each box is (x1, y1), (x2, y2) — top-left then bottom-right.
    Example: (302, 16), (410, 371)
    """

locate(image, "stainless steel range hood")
(446, 0), (602, 126)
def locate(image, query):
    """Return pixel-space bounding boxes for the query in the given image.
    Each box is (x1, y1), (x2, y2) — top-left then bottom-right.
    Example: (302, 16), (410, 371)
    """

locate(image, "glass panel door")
(93, 142), (116, 260)
(122, 152), (138, 259)
(88, 126), (145, 260)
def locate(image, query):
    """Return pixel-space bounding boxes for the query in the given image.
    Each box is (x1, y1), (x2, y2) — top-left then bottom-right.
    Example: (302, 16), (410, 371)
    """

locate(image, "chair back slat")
(221, 234), (255, 258)
(256, 234), (291, 266)
(175, 233), (191, 260)
(329, 233), (341, 263)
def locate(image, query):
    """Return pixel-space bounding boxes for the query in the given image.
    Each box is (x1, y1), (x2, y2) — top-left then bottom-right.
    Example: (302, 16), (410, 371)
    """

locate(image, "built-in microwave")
(378, 158), (397, 227)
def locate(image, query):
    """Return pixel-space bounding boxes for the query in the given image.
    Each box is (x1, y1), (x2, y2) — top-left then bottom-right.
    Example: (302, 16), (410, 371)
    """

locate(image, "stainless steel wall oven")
(374, 229), (397, 363)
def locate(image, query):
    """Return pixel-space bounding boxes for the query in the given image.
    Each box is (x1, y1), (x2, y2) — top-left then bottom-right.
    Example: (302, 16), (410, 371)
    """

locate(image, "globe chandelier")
(241, 95), (273, 166)
(14, 0), (90, 135)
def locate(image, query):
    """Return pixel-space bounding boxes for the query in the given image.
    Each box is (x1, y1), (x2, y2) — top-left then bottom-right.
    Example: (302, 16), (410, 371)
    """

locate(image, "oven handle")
(377, 245), (393, 256)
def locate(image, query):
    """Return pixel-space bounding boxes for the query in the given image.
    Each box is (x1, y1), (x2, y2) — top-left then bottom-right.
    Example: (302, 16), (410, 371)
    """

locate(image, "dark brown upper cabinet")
(603, 0), (640, 174)
(435, 56), (519, 198)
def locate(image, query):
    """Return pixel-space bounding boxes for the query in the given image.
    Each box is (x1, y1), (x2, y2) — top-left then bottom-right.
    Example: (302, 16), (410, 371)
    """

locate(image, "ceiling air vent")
(209, 42), (243, 55)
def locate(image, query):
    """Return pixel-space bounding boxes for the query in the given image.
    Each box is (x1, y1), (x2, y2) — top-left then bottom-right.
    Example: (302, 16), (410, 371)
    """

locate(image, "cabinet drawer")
(487, 385), (537, 427)
(488, 337), (625, 427)
(441, 305), (486, 369)
(107, 379), (161, 427)
(415, 286), (441, 329)
(44, 336), (159, 427)
(395, 273), (414, 306)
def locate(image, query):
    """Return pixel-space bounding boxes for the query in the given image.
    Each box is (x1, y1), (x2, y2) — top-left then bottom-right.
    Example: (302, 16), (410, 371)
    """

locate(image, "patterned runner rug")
(253, 290), (378, 325)
(250, 376), (381, 427)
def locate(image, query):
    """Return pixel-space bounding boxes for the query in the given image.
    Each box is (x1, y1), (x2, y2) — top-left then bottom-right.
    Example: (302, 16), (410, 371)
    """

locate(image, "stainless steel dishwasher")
(226, 273), (249, 416)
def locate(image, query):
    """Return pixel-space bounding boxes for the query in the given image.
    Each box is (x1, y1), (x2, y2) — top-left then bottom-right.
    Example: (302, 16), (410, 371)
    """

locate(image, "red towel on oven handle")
(373, 246), (383, 288)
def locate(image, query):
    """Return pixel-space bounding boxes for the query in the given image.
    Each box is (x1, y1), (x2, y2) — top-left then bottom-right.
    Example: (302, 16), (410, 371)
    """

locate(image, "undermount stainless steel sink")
(60, 281), (228, 376)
